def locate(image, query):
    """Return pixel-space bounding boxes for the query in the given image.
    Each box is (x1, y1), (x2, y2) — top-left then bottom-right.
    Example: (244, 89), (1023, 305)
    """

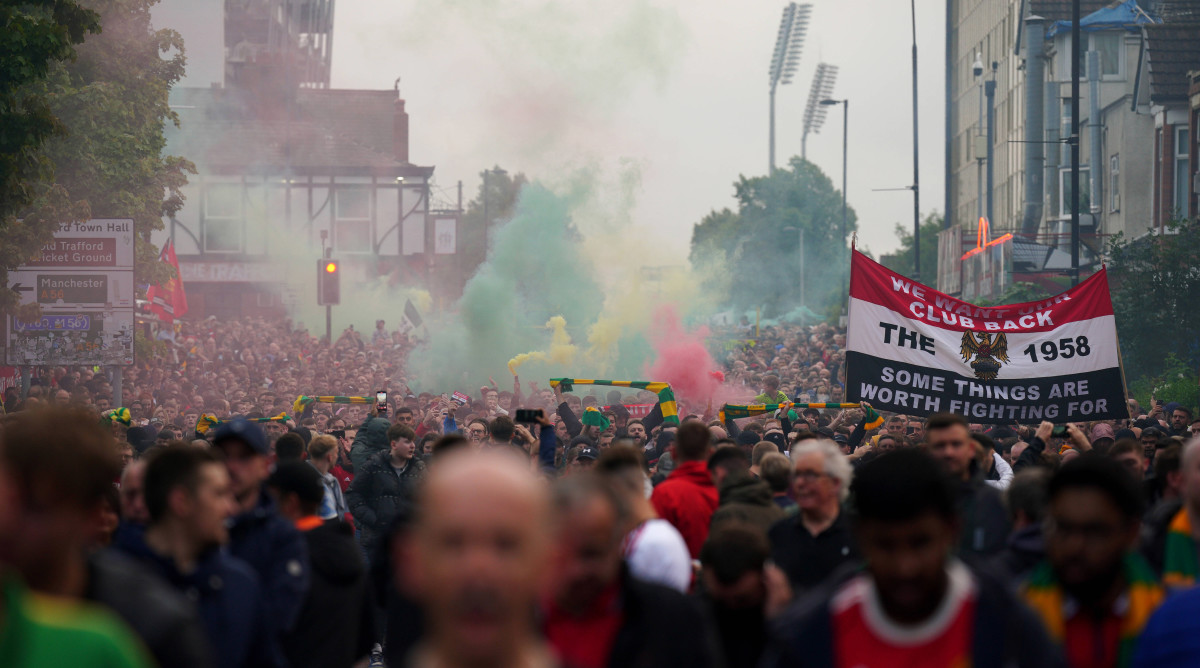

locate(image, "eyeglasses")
(794, 470), (829, 482)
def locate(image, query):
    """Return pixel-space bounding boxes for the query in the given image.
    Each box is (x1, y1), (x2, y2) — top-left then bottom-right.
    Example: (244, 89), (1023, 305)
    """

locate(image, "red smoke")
(645, 306), (723, 407)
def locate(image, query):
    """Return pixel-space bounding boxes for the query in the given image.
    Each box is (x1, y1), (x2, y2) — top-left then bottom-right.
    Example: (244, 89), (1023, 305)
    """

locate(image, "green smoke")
(407, 181), (604, 389)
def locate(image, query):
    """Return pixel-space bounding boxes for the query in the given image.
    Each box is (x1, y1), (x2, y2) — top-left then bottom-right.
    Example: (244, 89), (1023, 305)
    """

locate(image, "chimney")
(394, 96), (410, 164)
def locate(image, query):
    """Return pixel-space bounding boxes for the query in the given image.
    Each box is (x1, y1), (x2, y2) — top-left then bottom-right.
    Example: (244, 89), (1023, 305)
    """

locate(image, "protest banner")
(845, 250), (1127, 422)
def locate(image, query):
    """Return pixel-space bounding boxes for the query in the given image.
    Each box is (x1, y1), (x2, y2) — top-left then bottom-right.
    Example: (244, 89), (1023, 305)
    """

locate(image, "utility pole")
(986, 63), (996, 226)
(911, 0), (921, 282)
(1070, 0), (1081, 286)
(841, 100), (848, 307)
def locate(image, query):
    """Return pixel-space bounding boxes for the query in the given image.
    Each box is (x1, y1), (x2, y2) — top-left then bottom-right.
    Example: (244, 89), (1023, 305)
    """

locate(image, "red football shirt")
(544, 583), (624, 668)
(831, 561), (977, 668)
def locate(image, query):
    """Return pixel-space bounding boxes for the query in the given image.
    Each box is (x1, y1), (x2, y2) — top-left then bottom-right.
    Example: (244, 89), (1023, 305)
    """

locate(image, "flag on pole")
(403, 298), (423, 330)
(146, 240), (188, 323)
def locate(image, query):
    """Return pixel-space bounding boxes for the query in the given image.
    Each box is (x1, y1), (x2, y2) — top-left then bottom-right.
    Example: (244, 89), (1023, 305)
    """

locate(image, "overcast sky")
(161, 0), (948, 260)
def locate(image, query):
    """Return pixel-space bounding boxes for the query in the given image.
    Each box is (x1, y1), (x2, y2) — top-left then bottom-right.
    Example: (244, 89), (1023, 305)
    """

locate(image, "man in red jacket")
(651, 421), (719, 558)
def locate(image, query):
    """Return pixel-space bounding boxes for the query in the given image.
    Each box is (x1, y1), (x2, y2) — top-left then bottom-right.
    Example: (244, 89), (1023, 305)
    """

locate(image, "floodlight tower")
(768, 2), (811, 172)
(801, 63), (838, 160)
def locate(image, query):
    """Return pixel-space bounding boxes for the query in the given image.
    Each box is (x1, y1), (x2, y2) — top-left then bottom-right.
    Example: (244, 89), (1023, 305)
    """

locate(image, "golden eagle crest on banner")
(960, 332), (1009, 380)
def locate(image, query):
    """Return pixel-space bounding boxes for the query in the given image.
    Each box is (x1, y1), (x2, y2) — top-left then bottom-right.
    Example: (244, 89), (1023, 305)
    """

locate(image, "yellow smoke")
(507, 315), (578, 375)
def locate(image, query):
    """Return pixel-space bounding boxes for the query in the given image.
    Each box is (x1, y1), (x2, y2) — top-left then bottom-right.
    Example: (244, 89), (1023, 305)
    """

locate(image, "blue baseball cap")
(211, 418), (269, 456)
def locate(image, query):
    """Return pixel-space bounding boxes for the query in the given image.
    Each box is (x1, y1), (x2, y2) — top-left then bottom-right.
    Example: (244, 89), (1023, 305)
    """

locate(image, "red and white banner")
(146, 240), (188, 323)
(846, 250), (1127, 422)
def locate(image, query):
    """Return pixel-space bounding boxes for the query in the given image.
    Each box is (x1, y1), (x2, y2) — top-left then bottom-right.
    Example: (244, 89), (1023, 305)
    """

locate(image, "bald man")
(402, 451), (556, 668)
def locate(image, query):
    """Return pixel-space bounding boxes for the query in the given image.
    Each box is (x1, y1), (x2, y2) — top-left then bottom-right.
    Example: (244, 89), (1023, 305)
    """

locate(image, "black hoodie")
(282, 519), (376, 668)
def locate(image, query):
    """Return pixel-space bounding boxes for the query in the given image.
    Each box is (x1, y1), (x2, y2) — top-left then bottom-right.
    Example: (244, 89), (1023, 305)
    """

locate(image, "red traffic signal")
(318, 259), (340, 305)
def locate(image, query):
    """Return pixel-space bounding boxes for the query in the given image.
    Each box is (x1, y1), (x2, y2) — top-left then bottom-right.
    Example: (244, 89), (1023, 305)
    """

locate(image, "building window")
(203, 183), (242, 253)
(335, 186), (372, 253)
(1060, 167), (1091, 217)
(1174, 126), (1190, 219)
(1110, 155), (1120, 212)
(1090, 33), (1124, 79)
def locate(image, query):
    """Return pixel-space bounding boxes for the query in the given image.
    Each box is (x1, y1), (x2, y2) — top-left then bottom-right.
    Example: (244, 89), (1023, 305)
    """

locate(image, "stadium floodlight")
(801, 63), (839, 160)
(768, 2), (812, 172)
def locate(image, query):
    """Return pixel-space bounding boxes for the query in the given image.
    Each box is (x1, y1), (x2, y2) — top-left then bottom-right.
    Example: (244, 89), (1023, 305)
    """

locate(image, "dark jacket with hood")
(282, 519), (376, 668)
(86, 549), (214, 668)
(991, 523), (1046, 581)
(710, 473), (784, 534)
(346, 451), (426, 552)
(349, 416), (392, 472)
(227, 489), (311, 640)
(114, 529), (279, 668)
(762, 562), (1065, 668)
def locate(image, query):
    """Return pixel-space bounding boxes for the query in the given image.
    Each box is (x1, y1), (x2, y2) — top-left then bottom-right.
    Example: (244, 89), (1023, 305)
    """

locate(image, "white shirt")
(984, 452), (1013, 490)
(624, 519), (692, 593)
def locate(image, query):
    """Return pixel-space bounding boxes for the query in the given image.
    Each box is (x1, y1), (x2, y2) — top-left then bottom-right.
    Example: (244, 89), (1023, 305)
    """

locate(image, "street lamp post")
(782, 226), (805, 306)
(820, 98), (848, 312)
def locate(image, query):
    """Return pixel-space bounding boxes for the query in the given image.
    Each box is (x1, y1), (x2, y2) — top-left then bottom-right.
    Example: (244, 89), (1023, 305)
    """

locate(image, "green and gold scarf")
(1022, 554), (1163, 667)
(1163, 507), (1198, 589)
(292, 395), (374, 416)
(549, 379), (678, 426)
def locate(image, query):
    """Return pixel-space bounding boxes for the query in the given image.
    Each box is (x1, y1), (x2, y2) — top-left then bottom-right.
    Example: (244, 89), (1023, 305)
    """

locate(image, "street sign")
(22, 219), (134, 268)
(5, 309), (134, 366)
(8, 218), (136, 367)
(8, 270), (134, 309)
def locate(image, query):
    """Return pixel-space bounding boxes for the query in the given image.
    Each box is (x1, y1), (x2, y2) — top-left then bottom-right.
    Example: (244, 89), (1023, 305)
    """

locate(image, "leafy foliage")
(457, 167), (529, 275)
(39, 0), (195, 287)
(1128, 353), (1199, 415)
(0, 1), (100, 316)
(688, 157), (857, 317)
(880, 212), (941, 283)
(0, 0), (194, 315)
(1107, 219), (1200, 386)
(0, 1), (98, 218)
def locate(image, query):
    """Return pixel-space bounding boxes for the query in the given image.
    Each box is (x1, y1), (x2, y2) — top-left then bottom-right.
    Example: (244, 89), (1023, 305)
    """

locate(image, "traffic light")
(318, 259), (340, 305)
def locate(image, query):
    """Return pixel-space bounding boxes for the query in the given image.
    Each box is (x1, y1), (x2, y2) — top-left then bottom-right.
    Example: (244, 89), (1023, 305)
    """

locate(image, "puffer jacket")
(349, 417), (392, 472)
(346, 452), (426, 552)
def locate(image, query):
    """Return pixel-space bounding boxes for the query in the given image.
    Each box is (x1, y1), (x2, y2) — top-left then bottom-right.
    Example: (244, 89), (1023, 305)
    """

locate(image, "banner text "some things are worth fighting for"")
(845, 250), (1127, 422)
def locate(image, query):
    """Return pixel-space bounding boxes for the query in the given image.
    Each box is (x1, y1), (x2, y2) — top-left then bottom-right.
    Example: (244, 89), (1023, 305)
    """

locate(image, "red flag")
(146, 240), (188, 322)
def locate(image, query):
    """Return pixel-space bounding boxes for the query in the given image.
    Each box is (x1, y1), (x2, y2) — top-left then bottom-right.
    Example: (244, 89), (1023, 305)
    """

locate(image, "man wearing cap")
(268, 462), (375, 668)
(211, 419), (311, 654)
(568, 444), (600, 474)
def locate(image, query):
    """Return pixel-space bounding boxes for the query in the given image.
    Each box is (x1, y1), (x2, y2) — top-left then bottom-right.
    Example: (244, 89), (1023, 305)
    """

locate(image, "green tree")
(689, 157), (857, 317)
(38, 0), (194, 289)
(0, 1), (100, 312)
(1107, 219), (1200, 383)
(458, 166), (528, 276)
(881, 211), (942, 283)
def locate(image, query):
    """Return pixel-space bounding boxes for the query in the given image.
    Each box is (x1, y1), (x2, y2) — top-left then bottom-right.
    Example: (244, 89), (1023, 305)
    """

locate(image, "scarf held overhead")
(549, 379), (678, 426)
(196, 412), (291, 435)
(292, 395), (374, 416)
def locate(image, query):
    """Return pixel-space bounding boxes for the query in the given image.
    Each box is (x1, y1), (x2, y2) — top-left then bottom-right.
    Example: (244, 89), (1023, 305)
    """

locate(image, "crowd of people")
(1, 314), (1199, 668)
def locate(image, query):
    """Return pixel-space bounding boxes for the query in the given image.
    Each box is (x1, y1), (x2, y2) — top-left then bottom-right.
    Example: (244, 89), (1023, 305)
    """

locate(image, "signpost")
(5, 220), (136, 396)
(8, 270), (135, 309)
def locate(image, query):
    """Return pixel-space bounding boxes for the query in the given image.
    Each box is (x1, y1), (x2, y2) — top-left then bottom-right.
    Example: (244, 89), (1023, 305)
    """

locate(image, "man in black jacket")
(268, 462), (375, 668)
(543, 474), (721, 668)
(925, 413), (1009, 556)
(347, 424), (426, 559)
